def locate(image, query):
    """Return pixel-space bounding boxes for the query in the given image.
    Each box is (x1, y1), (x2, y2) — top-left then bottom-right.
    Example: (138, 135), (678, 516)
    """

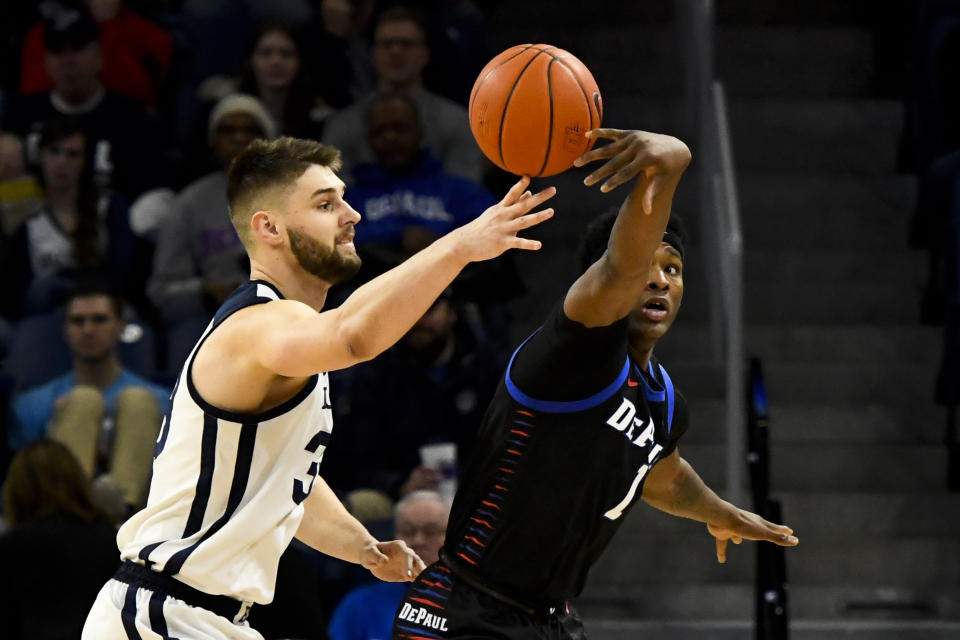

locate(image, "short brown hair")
(226, 136), (341, 243)
(3, 439), (105, 527)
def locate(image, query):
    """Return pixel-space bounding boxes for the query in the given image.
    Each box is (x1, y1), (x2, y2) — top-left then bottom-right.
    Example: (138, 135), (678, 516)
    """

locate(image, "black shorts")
(392, 560), (586, 640)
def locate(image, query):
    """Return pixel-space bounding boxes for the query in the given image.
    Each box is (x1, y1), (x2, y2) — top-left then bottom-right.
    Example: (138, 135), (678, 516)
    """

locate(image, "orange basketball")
(469, 44), (603, 178)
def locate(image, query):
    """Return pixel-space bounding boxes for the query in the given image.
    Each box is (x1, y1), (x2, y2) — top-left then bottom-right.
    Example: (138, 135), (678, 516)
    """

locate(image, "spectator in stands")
(0, 132), (43, 238)
(185, 21), (330, 181)
(0, 439), (119, 639)
(328, 490), (450, 640)
(347, 92), (496, 277)
(147, 94), (275, 325)
(0, 6), (168, 199)
(237, 21), (331, 140)
(8, 283), (170, 513)
(0, 118), (145, 321)
(339, 92), (523, 347)
(322, 7), (481, 184)
(311, 0), (377, 109)
(19, 0), (173, 108)
(418, 0), (492, 105)
(324, 286), (501, 502)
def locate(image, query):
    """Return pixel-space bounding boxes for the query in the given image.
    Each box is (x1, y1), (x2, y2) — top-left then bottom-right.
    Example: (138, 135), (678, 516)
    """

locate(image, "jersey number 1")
(604, 443), (663, 520)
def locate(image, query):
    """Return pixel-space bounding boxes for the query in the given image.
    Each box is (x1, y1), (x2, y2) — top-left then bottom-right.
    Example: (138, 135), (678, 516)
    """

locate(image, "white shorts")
(82, 578), (264, 640)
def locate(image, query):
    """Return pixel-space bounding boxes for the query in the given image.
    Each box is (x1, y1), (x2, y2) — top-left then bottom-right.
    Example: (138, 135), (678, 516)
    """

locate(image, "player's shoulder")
(215, 296), (312, 336)
(205, 281), (307, 338)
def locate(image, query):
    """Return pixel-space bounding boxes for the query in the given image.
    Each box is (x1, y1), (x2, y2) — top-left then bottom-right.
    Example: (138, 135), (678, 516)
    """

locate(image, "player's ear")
(251, 210), (284, 246)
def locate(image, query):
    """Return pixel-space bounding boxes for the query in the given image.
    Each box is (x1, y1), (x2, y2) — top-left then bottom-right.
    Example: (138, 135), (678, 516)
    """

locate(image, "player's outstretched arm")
(564, 129), (691, 328)
(255, 177), (555, 377)
(642, 450), (798, 563)
(295, 478), (426, 580)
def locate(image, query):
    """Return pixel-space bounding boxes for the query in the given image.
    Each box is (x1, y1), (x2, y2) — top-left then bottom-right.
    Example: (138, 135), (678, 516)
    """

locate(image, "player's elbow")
(336, 320), (380, 364)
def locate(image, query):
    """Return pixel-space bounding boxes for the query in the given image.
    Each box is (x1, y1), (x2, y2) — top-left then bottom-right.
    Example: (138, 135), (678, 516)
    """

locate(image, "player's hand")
(359, 539), (427, 582)
(452, 175), (555, 262)
(573, 129), (691, 213)
(706, 508), (798, 563)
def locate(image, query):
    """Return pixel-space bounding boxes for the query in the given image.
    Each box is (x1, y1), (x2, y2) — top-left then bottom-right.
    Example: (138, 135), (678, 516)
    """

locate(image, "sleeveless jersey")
(442, 301), (688, 605)
(117, 280), (333, 604)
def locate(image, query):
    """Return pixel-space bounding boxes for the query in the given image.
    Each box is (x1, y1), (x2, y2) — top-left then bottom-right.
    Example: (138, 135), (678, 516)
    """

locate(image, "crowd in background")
(0, 1), (509, 638)
(903, 1), (960, 411)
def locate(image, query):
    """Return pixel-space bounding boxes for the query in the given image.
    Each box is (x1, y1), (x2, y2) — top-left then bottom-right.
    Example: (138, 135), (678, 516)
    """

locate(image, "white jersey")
(118, 280), (333, 604)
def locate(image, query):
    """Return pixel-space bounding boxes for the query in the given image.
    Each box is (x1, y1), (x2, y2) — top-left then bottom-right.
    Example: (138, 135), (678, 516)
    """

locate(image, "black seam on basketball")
(498, 48), (549, 169)
(554, 57), (596, 130)
(538, 58), (557, 177)
(469, 44), (538, 120)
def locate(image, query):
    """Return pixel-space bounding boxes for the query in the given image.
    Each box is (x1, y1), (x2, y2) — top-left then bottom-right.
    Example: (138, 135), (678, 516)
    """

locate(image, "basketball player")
(392, 128), (799, 640)
(82, 136), (556, 639)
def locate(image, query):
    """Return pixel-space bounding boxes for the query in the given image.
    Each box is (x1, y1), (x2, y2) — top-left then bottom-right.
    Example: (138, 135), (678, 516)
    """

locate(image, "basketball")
(469, 44), (603, 178)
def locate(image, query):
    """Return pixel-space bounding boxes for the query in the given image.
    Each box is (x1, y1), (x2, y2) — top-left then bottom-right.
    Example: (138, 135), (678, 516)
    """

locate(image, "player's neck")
(629, 343), (655, 369)
(249, 260), (329, 312)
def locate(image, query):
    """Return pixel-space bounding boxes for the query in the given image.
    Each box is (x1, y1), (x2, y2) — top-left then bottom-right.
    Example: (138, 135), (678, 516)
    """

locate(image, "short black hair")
(62, 280), (125, 319)
(578, 208), (688, 273)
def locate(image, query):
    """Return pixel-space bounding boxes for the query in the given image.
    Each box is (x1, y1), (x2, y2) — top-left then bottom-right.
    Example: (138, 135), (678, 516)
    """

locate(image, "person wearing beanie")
(147, 94), (275, 336)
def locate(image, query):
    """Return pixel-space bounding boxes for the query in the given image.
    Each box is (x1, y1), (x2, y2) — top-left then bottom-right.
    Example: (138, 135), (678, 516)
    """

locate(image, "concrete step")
(718, 27), (877, 98)
(577, 585), (960, 623)
(488, 25), (880, 98)
(743, 249), (925, 284)
(680, 442), (947, 491)
(583, 618), (960, 640)
(738, 173), (915, 243)
(777, 491), (960, 537)
(494, 0), (885, 27)
(675, 281), (925, 323)
(658, 323), (940, 364)
(729, 99), (903, 174)
(666, 360), (936, 402)
(589, 524), (959, 586)
(613, 491), (960, 538)
(683, 399), (945, 445)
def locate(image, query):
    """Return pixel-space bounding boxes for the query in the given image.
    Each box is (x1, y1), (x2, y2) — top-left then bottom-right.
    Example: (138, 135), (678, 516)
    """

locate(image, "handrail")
(677, 0), (746, 504)
(712, 80), (747, 506)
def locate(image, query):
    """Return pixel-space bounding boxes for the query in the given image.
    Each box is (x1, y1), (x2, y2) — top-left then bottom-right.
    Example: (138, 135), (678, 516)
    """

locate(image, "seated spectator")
(328, 490), (450, 640)
(340, 91), (525, 346)
(418, 0), (492, 105)
(0, 133), (43, 238)
(310, 0), (377, 109)
(322, 6), (481, 184)
(0, 118), (146, 320)
(0, 6), (168, 199)
(19, 0), (173, 108)
(347, 92), (496, 278)
(231, 21), (332, 139)
(0, 439), (120, 639)
(324, 287), (501, 501)
(8, 283), (170, 513)
(147, 94), (275, 324)
(183, 21), (330, 181)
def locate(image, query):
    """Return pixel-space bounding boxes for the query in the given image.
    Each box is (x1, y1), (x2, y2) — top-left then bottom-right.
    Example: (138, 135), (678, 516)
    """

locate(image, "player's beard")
(288, 227), (361, 284)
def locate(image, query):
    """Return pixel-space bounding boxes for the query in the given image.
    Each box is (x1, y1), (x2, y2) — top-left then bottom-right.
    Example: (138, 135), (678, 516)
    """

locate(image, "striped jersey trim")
(504, 330), (629, 413)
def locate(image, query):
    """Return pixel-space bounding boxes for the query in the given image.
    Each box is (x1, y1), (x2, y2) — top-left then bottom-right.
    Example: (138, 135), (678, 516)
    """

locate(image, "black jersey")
(441, 300), (688, 606)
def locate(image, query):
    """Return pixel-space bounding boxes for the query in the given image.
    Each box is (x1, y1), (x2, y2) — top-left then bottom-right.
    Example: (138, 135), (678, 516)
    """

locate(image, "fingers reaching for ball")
(459, 181), (556, 261)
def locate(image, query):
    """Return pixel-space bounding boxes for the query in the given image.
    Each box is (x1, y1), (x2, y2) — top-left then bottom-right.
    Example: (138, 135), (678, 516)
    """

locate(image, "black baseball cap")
(44, 9), (99, 52)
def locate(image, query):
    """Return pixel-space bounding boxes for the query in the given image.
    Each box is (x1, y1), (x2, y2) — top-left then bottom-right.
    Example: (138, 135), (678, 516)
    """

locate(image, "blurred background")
(1, 1), (958, 639)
